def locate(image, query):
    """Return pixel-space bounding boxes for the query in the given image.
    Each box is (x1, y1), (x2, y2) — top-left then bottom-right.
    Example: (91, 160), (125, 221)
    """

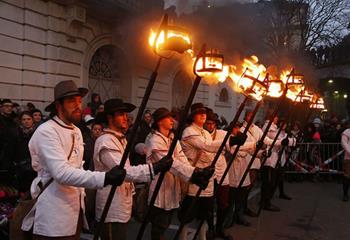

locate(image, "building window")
(219, 87), (229, 102)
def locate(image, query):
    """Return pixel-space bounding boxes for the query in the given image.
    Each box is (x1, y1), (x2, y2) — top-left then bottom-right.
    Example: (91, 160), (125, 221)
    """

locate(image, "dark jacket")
(0, 114), (19, 184)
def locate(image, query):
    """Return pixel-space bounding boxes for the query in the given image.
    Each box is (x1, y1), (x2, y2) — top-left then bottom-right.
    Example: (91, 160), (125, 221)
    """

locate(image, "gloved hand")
(262, 149), (272, 158)
(229, 132), (247, 146)
(104, 166), (126, 186)
(256, 140), (264, 149)
(281, 137), (289, 146)
(153, 156), (173, 175)
(190, 166), (215, 189)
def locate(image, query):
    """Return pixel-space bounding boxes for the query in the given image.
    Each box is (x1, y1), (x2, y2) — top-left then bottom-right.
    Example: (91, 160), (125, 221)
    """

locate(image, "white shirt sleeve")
(34, 127), (105, 189)
(99, 148), (153, 183)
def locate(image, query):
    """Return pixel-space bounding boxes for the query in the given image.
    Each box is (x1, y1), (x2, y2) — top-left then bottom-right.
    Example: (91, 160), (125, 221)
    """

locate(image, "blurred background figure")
(31, 109), (43, 126)
(14, 111), (37, 193)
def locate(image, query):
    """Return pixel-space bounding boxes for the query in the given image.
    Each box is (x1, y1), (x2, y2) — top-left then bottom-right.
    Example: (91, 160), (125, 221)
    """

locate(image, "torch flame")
(267, 80), (284, 98)
(310, 97), (325, 109)
(148, 29), (192, 54)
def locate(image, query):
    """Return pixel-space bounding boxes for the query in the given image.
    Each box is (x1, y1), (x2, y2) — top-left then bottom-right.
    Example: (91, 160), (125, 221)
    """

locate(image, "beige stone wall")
(0, 0), (241, 121)
(0, 0), (112, 110)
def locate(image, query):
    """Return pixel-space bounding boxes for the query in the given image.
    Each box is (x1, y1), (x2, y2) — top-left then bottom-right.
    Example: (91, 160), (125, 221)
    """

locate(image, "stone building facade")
(0, 0), (240, 121)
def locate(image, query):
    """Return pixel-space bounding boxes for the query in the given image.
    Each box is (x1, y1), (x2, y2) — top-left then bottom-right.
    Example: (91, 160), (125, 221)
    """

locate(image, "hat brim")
(155, 112), (176, 123)
(45, 88), (88, 112)
(190, 108), (207, 117)
(106, 103), (136, 114)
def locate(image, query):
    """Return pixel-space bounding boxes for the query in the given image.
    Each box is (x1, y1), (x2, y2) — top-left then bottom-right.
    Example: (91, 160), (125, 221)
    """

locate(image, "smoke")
(114, 1), (318, 90)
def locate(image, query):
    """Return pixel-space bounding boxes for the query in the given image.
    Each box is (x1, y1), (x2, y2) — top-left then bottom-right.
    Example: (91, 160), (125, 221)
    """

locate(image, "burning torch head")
(149, 14), (192, 57)
(194, 44), (224, 78)
(310, 96), (325, 110)
(237, 73), (269, 101)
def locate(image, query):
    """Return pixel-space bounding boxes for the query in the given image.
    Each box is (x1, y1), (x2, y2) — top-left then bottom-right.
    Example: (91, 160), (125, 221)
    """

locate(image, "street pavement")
(82, 181), (350, 240)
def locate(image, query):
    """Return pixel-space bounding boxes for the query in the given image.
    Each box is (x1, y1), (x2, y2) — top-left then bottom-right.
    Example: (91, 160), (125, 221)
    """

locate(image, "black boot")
(216, 208), (234, 239)
(234, 208), (251, 226)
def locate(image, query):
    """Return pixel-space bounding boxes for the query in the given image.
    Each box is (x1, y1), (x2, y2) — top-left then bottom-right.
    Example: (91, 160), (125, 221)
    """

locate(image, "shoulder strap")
(35, 131), (76, 199)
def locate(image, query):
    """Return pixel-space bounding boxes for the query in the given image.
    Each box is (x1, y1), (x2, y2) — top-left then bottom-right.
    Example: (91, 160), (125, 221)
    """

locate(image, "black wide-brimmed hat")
(206, 108), (219, 123)
(45, 80), (88, 112)
(104, 98), (136, 115)
(190, 103), (207, 116)
(95, 98), (136, 124)
(151, 107), (175, 129)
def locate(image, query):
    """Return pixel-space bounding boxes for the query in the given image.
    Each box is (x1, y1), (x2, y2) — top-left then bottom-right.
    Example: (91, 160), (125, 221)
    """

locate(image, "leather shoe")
(343, 195), (349, 202)
(279, 193), (292, 200)
(244, 208), (258, 217)
(263, 204), (280, 212)
(235, 215), (251, 226)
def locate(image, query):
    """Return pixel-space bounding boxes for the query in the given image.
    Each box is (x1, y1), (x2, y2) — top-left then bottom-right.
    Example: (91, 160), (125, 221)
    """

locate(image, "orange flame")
(280, 70), (305, 101)
(294, 90), (314, 103)
(267, 80), (285, 98)
(310, 97), (325, 109)
(227, 56), (268, 100)
(148, 29), (192, 54)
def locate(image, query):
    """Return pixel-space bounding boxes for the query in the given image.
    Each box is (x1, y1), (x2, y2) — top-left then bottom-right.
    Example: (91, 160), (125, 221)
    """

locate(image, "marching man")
(93, 99), (173, 240)
(227, 123), (256, 227)
(204, 109), (231, 239)
(341, 120), (350, 202)
(22, 81), (127, 239)
(261, 116), (292, 212)
(178, 103), (246, 240)
(275, 120), (296, 200)
(145, 107), (213, 240)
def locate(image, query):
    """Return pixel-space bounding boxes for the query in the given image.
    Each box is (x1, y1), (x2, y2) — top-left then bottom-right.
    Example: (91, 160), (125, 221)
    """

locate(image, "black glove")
(281, 137), (289, 146)
(262, 149), (272, 158)
(190, 166), (215, 189)
(153, 156), (173, 175)
(229, 132), (247, 146)
(256, 140), (264, 149)
(104, 166), (126, 187)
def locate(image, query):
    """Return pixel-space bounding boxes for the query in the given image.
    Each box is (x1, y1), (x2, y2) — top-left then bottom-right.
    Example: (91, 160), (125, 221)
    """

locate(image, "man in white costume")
(93, 99), (173, 240)
(178, 103), (246, 240)
(146, 107), (213, 240)
(204, 109), (231, 239)
(22, 80), (126, 239)
(261, 116), (293, 211)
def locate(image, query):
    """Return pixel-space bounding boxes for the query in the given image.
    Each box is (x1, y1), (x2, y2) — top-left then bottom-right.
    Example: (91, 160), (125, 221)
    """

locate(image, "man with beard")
(93, 100), (173, 240)
(22, 80), (127, 239)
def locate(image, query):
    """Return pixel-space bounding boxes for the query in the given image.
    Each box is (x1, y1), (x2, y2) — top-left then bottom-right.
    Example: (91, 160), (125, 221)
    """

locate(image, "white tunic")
(94, 129), (153, 223)
(228, 132), (256, 187)
(241, 122), (262, 170)
(145, 130), (194, 210)
(22, 116), (105, 237)
(181, 123), (223, 197)
(210, 129), (229, 186)
(263, 122), (296, 168)
(342, 129), (350, 160)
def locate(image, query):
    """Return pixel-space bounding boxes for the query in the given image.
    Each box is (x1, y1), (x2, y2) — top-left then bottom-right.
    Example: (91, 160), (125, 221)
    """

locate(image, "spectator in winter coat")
(14, 111), (37, 192)
(0, 99), (18, 185)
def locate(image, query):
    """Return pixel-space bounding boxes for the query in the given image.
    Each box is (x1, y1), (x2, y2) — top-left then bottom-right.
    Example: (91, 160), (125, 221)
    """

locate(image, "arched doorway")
(172, 69), (193, 108)
(88, 45), (122, 102)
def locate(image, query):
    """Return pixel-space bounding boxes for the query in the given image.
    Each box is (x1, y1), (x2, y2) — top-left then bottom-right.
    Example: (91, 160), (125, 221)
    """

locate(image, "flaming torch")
(136, 44), (225, 240)
(93, 14), (192, 240)
(268, 89), (316, 201)
(232, 69), (303, 213)
(248, 71), (307, 216)
(176, 65), (270, 240)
